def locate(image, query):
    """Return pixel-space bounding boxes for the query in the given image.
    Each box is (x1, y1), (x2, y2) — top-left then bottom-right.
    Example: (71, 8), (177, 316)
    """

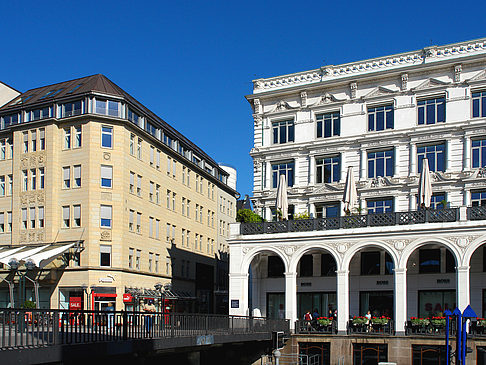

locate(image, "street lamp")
(8, 258), (40, 309)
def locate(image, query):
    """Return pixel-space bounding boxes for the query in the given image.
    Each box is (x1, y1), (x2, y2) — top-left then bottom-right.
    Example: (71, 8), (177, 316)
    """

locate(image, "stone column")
(463, 135), (471, 171)
(456, 266), (470, 311)
(360, 149), (366, 180)
(445, 140), (451, 172)
(309, 155), (315, 185)
(394, 268), (407, 335)
(336, 270), (349, 334)
(266, 161), (272, 189)
(228, 273), (249, 316)
(284, 272), (297, 329)
(410, 142), (417, 175)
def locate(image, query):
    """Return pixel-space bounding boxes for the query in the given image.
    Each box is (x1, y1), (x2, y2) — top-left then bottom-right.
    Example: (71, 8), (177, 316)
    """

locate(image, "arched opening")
(349, 246), (396, 319)
(296, 249), (337, 320)
(406, 243), (457, 319)
(248, 251), (286, 319)
(469, 242), (486, 318)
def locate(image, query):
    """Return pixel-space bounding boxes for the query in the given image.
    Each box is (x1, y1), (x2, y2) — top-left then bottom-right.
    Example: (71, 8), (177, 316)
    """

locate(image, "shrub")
(430, 317), (446, 326)
(22, 300), (36, 309)
(294, 212), (310, 220)
(236, 209), (263, 223)
(411, 317), (430, 326)
(352, 316), (368, 326)
(371, 316), (390, 325)
(317, 317), (333, 326)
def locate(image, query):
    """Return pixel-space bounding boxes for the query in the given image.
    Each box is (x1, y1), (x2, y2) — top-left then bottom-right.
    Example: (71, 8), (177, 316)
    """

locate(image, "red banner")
(123, 293), (133, 302)
(69, 297), (82, 310)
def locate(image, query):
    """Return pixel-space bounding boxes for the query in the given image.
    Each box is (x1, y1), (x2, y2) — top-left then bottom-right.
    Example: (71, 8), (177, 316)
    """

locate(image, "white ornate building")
(228, 38), (486, 341)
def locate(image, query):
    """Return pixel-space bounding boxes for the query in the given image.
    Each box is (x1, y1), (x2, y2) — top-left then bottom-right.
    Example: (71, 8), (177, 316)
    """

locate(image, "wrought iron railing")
(346, 320), (394, 335)
(0, 309), (289, 350)
(240, 208), (461, 235)
(467, 206), (486, 220)
(405, 320), (457, 336)
(294, 319), (337, 334)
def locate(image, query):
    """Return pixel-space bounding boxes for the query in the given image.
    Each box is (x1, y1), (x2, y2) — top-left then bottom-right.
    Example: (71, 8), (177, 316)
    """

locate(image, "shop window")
(419, 249), (440, 273)
(267, 256), (284, 278)
(418, 290), (456, 318)
(361, 251), (380, 275)
(385, 252), (394, 275)
(412, 345), (447, 365)
(266, 292), (285, 319)
(299, 342), (331, 365)
(299, 255), (313, 277)
(321, 254), (336, 276)
(353, 344), (387, 365)
(445, 250), (455, 273)
(297, 292), (336, 320)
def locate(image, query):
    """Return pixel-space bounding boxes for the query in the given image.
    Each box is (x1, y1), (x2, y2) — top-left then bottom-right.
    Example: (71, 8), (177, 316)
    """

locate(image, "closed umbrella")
(276, 174), (288, 220)
(418, 158), (432, 208)
(343, 167), (358, 214)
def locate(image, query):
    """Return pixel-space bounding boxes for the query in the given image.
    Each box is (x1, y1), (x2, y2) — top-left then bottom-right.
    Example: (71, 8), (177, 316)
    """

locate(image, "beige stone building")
(0, 74), (237, 312)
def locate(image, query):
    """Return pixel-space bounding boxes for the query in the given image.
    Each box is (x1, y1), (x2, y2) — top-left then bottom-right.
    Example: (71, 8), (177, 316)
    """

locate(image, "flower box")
(351, 316), (368, 326)
(477, 318), (486, 327)
(371, 316), (390, 325)
(430, 317), (446, 327)
(317, 317), (333, 326)
(411, 317), (430, 326)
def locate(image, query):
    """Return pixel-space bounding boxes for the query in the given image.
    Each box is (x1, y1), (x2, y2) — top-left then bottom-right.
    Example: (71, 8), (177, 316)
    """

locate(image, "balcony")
(239, 207), (473, 235)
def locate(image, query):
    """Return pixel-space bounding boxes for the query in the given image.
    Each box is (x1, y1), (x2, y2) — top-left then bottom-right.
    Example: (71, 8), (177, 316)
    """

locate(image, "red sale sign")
(69, 297), (82, 310)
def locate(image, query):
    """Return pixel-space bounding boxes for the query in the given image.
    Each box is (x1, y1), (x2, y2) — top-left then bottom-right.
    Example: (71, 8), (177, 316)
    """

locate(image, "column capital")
(229, 273), (249, 279)
(336, 270), (349, 276)
(456, 266), (470, 273)
(393, 268), (407, 274)
(284, 272), (297, 278)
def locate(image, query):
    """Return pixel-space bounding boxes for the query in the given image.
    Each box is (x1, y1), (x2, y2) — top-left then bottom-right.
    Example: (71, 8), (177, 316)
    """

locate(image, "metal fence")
(0, 309), (289, 349)
(241, 208), (461, 235)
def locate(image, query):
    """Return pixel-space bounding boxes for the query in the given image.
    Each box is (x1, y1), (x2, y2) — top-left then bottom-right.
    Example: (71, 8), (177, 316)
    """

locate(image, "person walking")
(144, 299), (156, 335)
(304, 310), (313, 331)
(104, 302), (115, 331)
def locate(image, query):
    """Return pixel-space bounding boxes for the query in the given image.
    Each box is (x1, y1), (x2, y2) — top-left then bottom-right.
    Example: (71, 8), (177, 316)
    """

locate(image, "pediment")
(269, 100), (299, 113)
(362, 86), (397, 100)
(467, 69), (486, 84)
(310, 92), (344, 106)
(311, 183), (343, 195)
(412, 78), (450, 91)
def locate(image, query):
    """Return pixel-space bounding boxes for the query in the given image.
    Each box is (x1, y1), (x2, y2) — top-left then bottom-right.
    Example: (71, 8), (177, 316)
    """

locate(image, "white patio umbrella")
(418, 158), (433, 208)
(0, 245), (49, 266)
(276, 174), (288, 220)
(27, 243), (75, 269)
(343, 166), (358, 214)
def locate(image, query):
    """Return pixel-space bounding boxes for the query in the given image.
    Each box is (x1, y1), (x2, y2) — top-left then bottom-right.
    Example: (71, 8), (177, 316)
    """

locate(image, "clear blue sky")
(2, 0), (485, 197)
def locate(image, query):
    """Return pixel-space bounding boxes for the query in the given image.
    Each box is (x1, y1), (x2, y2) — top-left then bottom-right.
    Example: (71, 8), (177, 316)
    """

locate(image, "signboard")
(69, 296), (82, 310)
(123, 293), (133, 303)
(231, 300), (239, 308)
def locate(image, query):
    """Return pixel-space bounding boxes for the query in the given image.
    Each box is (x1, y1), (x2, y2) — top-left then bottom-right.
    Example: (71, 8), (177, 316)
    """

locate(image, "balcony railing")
(240, 208), (461, 235)
(467, 206), (486, 220)
(294, 319), (337, 334)
(347, 320), (394, 335)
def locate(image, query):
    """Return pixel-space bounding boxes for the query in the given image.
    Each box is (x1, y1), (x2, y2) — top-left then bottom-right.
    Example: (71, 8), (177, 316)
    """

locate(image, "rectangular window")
(130, 134), (135, 155)
(30, 169), (36, 190)
(156, 219), (160, 239)
(195, 204), (199, 221)
(21, 208), (27, 229)
(0, 139), (5, 160)
(73, 205), (81, 227)
(272, 161), (294, 188)
(29, 207), (35, 228)
(156, 150), (160, 169)
(137, 138), (142, 159)
(472, 138), (486, 168)
(167, 157), (172, 174)
(412, 345), (447, 364)
(74, 126), (82, 148)
(299, 254), (313, 277)
(149, 181), (154, 201)
(315, 203), (340, 218)
(173, 160), (177, 177)
(129, 210), (134, 231)
(272, 120), (294, 144)
(0, 176), (5, 196)
(62, 100), (82, 117)
(39, 129), (45, 150)
(101, 126), (113, 148)
(128, 248), (134, 269)
(368, 150), (394, 178)
(268, 256), (285, 277)
(149, 217), (154, 237)
(136, 212), (142, 233)
(182, 229), (186, 246)
(31, 130), (37, 152)
(316, 155), (340, 183)
(73, 165), (81, 188)
(471, 191), (486, 207)
(23, 132), (28, 153)
(7, 212), (12, 232)
(172, 192), (176, 211)
(100, 245), (111, 267)
(368, 104), (394, 131)
(155, 254), (159, 272)
(317, 112), (340, 138)
(150, 146), (154, 166)
(64, 128), (71, 149)
(472, 90), (486, 118)
(195, 175), (199, 192)
(38, 169), (44, 189)
(419, 249), (441, 274)
(430, 193), (446, 210)
(22, 170), (28, 191)
(38, 206), (44, 228)
(100, 205), (112, 228)
(149, 252), (153, 272)
(353, 344), (388, 364)
(187, 200), (190, 217)
(166, 190), (171, 209)
(418, 97), (446, 125)
(367, 198), (393, 214)
(136, 250), (141, 270)
(129, 171), (134, 193)
(63, 166), (70, 188)
(166, 223), (171, 242)
(417, 143), (446, 172)
(182, 166), (186, 184)
(137, 175), (142, 196)
(361, 251), (380, 275)
(155, 184), (160, 204)
(0, 212), (5, 232)
(95, 99), (106, 114)
(62, 206), (70, 228)
(101, 165), (112, 188)
(127, 108), (139, 124)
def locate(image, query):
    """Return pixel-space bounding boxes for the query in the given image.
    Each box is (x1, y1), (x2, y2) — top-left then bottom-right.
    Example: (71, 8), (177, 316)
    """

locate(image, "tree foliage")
(236, 209), (263, 223)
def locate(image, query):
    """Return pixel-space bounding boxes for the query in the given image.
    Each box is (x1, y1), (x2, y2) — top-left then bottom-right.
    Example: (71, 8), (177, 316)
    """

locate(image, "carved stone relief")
(349, 82), (357, 99)
(103, 152), (111, 161)
(253, 99), (261, 114)
(300, 91), (307, 108)
(454, 64), (462, 83)
(100, 230), (112, 241)
(401, 73), (408, 91)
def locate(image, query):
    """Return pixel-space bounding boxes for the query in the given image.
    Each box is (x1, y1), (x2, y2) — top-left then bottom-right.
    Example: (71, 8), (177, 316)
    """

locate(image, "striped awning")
(0, 242), (78, 268)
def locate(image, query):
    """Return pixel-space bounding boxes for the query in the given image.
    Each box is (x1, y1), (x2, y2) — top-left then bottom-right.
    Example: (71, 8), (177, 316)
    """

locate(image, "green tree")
(236, 209), (263, 223)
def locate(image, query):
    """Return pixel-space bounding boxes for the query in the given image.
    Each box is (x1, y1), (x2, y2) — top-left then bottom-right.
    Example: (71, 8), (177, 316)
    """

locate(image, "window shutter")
(0, 212), (4, 225)
(63, 167), (70, 180)
(74, 165), (81, 179)
(101, 165), (112, 179)
(62, 206), (69, 220)
(100, 205), (111, 220)
(38, 207), (44, 220)
(74, 205), (81, 219)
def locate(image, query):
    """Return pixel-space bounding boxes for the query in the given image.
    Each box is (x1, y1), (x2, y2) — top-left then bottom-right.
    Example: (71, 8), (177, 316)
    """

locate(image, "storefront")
(91, 286), (116, 311)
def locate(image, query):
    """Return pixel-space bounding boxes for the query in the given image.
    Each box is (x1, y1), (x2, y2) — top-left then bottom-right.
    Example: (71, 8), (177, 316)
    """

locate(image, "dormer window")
(26, 107), (51, 122)
(95, 99), (120, 117)
(61, 100), (82, 117)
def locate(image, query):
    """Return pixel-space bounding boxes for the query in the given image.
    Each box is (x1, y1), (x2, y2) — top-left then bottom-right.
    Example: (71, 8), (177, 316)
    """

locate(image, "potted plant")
(371, 316), (390, 325)
(351, 316), (368, 326)
(317, 317), (333, 326)
(411, 317), (430, 327)
(477, 318), (486, 327)
(430, 316), (446, 327)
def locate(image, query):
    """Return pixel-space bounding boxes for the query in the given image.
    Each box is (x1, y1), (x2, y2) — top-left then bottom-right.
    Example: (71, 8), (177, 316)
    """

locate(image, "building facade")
(229, 38), (486, 362)
(0, 74), (237, 312)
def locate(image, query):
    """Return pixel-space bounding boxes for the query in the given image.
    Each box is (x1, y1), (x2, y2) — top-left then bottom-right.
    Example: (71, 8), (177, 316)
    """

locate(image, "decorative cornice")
(252, 39), (486, 94)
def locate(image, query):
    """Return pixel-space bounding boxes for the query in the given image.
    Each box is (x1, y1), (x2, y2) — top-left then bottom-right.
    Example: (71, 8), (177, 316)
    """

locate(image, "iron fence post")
(53, 311), (59, 345)
(122, 310), (128, 340)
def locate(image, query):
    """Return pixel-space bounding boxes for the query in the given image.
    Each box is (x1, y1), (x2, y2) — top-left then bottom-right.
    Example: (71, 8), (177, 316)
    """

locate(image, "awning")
(0, 245), (49, 266)
(0, 242), (77, 268)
